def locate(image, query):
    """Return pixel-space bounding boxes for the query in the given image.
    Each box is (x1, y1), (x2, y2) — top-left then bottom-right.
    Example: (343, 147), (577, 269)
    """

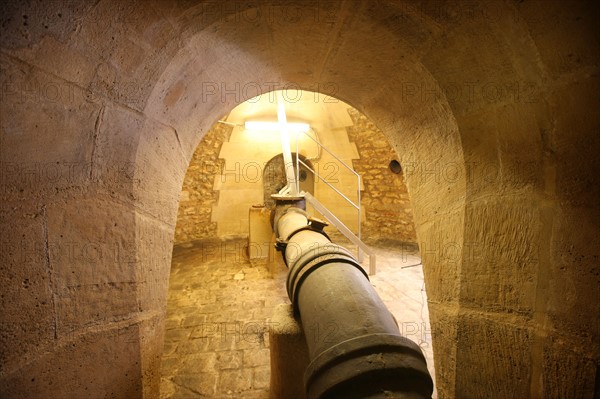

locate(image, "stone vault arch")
(1, 1), (598, 398)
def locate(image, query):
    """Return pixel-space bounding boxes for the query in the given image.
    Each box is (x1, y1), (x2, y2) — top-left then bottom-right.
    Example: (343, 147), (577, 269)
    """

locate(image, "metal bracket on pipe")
(274, 239), (288, 252)
(272, 198), (329, 256)
(307, 216), (328, 231)
(274, 224), (331, 254)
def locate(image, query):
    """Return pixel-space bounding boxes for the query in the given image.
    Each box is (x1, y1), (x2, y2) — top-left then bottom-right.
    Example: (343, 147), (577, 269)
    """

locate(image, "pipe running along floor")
(160, 237), (436, 398)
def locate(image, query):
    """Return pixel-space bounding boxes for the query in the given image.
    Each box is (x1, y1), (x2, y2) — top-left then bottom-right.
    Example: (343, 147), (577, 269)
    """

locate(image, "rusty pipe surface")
(274, 204), (433, 399)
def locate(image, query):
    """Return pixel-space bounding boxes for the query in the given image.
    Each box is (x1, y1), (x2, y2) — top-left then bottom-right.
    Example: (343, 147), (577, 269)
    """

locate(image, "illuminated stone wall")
(173, 106), (416, 245)
(173, 122), (233, 243)
(346, 108), (417, 244)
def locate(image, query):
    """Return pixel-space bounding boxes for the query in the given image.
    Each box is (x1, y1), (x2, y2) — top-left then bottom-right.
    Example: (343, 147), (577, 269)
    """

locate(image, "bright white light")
(244, 121), (310, 133)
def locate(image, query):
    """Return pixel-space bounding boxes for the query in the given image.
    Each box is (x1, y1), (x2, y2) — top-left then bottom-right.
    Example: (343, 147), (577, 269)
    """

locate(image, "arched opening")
(262, 152), (315, 209)
(16, 2), (600, 399)
(138, 10), (469, 388)
(162, 90), (436, 397)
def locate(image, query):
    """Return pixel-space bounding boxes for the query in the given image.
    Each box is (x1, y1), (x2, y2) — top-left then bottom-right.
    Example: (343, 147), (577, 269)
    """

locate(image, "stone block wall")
(346, 108), (417, 244)
(173, 122), (233, 243)
(174, 106), (417, 246)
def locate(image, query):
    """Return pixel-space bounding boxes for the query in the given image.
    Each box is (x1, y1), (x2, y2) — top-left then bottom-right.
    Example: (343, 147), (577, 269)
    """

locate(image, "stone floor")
(159, 237), (436, 399)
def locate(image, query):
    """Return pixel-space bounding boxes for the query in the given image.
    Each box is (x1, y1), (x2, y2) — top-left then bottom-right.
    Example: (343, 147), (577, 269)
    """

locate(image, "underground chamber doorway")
(160, 90), (436, 398)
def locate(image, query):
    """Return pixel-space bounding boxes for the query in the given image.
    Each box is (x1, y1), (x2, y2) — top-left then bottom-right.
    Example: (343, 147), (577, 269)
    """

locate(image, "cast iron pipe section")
(273, 199), (433, 399)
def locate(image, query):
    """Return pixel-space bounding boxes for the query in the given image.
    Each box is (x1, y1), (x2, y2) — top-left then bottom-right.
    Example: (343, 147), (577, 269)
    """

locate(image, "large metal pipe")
(273, 202), (433, 399)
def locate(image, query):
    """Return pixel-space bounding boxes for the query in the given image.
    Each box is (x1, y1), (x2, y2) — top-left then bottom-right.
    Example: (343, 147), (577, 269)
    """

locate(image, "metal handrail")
(298, 130), (360, 177)
(298, 159), (359, 210)
(295, 129), (363, 261)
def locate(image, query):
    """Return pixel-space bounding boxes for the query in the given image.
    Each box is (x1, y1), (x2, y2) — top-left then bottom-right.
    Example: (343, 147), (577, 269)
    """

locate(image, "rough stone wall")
(346, 108), (417, 244)
(173, 122), (232, 243)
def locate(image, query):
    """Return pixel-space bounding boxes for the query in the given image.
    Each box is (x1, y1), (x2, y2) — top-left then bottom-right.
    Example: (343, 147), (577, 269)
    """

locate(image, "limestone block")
(548, 207), (600, 341)
(453, 109), (504, 201)
(269, 304), (309, 399)
(0, 1), (95, 51)
(139, 314), (166, 398)
(541, 335), (597, 398)
(93, 104), (186, 224)
(395, 136), (464, 226)
(135, 212), (174, 314)
(170, 372), (218, 397)
(249, 206), (272, 259)
(420, 9), (521, 117)
(46, 197), (138, 335)
(88, 103), (141, 198)
(218, 369), (253, 396)
(417, 209), (463, 304)
(0, 322), (144, 399)
(493, 103), (543, 191)
(455, 312), (532, 399)
(123, 3), (175, 50)
(267, 233), (286, 276)
(68, 1), (163, 111)
(426, 303), (459, 399)
(550, 77), (600, 207)
(133, 117), (187, 224)
(212, 188), (263, 237)
(0, 202), (55, 376)
(7, 35), (97, 88)
(515, 1), (600, 78)
(53, 283), (138, 339)
(144, 27), (279, 156)
(460, 198), (539, 314)
(0, 53), (100, 194)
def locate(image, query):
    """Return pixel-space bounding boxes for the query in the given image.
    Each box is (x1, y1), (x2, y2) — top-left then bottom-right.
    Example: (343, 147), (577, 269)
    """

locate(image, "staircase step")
(303, 192), (376, 275)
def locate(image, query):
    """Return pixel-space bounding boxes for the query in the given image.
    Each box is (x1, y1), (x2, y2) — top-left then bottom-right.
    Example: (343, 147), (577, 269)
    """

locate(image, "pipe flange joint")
(307, 216), (328, 231)
(283, 225), (330, 247)
(272, 199), (306, 237)
(274, 239), (287, 252)
(286, 245), (368, 315)
(304, 333), (433, 399)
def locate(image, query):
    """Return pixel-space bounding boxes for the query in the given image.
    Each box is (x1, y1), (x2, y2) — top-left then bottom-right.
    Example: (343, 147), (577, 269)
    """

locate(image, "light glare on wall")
(244, 121), (310, 133)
